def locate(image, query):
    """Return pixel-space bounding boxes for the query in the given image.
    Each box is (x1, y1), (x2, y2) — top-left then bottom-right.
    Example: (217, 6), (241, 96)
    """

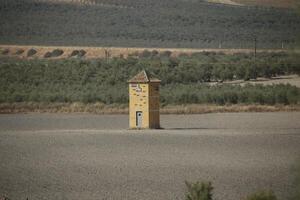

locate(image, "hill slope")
(207, 0), (298, 8)
(233, 0), (298, 8)
(0, 0), (299, 48)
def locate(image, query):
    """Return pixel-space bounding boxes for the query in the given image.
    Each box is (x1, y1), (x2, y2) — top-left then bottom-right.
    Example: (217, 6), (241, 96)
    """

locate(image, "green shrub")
(15, 49), (24, 55)
(140, 50), (152, 58)
(160, 50), (172, 57)
(70, 50), (86, 57)
(185, 181), (213, 200)
(151, 50), (159, 57)
(51, 49), (64, 57)
(44, 52), (52, 58)
(78, 50), (86, 57)
(43, 49), (64, 58)
(1, 49), (9, 55)
(70, 50), (79, 57)
(27, 49), (37, 57)
(246, 190), (277, 200)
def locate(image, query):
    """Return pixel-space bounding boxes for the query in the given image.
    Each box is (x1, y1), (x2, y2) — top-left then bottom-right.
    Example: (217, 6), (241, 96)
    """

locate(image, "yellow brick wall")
(129, 83), (149, 128)
(129, 82), (160, 129)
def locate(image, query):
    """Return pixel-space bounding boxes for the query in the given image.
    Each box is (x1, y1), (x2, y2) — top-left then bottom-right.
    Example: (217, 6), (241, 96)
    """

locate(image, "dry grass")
(1, 102), (299, 114)
(0, 45), (289, 60)
(161, 104), (300, 114)
(0, 102), (128, 114)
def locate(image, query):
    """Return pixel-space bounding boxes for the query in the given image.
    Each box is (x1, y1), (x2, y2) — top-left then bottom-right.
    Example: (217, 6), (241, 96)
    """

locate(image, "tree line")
(0, 52), (299, 105)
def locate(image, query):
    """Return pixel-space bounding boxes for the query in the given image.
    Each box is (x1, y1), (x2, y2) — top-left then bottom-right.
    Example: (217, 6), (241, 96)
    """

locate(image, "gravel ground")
(0, 113), (300, 200)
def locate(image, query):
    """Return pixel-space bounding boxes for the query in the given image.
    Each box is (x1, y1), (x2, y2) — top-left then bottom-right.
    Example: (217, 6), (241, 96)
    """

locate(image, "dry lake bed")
(0, 113), (300, 200)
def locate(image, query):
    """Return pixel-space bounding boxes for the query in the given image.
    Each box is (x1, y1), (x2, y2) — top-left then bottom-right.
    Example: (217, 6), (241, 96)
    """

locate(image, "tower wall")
(129, 83), (149, 129)
(149, 82), (160, 128)
(128, 70), (161, 129)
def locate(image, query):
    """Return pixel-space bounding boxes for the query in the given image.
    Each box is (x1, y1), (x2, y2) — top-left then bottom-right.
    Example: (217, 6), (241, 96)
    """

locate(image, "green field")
(0, 0), (299, 48)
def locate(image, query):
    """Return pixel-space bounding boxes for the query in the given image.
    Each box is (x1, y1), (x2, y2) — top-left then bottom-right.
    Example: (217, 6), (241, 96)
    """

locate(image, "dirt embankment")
(0, 45), (290, 60)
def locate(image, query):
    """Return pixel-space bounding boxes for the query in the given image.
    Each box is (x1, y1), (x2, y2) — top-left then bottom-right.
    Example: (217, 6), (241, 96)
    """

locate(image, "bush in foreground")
(246, 190), (277, 200)
(184, 181), (279, 200)
(185, 181), (213, 200)
(291, 161), (300, 200)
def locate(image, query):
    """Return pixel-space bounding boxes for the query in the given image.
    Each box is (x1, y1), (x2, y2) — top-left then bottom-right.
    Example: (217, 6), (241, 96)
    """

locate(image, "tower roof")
(128, 70), (161, 83)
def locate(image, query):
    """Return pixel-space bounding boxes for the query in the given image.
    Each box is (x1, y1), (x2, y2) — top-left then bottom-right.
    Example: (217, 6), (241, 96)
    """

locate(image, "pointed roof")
(128, 70), (161, 83)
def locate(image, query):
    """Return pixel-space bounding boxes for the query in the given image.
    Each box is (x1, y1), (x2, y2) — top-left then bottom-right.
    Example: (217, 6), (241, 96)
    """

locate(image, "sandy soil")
(0, 113), (300, 200)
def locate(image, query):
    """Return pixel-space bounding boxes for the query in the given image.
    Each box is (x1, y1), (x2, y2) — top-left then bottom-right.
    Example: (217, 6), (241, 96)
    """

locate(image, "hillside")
(207, 0), (298, 8)
(233, 0), (298, 8)
(0, 0), (299, 49)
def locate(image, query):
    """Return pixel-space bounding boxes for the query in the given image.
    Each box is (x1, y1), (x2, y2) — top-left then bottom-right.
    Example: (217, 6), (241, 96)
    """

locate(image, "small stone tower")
(128, 70), (161, 129)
